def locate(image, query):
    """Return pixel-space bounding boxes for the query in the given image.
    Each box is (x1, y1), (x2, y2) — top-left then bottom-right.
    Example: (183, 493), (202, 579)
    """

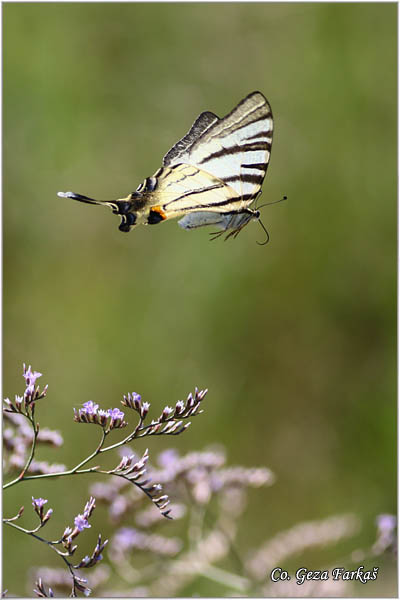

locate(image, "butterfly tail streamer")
(57, 191), (132, 213)
(57, 191), (137, 232)
(58, 191), (112, 206)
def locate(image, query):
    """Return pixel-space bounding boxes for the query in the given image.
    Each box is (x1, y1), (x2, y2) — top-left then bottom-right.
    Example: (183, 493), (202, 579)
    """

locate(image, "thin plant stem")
(19, 411), (38, 479)
(4, 520), (80, 596)
(202, 564), (250, 593)
(100, 416), (143, 453)
(3, 429), (108, 489)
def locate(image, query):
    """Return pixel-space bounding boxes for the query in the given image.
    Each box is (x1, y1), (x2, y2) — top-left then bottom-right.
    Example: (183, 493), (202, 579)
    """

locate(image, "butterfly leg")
(209, 230), (226, 241)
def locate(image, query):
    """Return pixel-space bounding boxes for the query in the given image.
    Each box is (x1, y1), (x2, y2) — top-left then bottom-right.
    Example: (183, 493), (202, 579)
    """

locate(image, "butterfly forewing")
(163, 91), (273, 201)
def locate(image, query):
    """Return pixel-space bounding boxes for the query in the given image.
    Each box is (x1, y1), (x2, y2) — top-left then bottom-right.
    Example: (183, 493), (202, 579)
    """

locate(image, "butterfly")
(58, 91), (278, 241)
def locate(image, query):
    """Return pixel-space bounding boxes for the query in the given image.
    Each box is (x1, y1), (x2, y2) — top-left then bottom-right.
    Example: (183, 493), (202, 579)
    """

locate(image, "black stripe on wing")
(246, 129), (273, 141)
(222, 173), (263, 185)
(163, 111), (219, 167)
(241, 163), (267, 171)
(172, 193), (255, 212)
(198, 141), (270, 164)
(162, 183), (225, 208)
(218, 113), (272, 139)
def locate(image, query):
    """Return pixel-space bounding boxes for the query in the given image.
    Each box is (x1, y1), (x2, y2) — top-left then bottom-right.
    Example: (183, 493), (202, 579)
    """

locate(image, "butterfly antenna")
(256, 195), (288, 211)
(256, 217), (270, 246)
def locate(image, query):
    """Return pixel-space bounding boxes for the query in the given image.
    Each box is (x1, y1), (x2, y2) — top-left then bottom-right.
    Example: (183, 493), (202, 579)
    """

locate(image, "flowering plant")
(3, 364), (207, 596)
(3, 365), (396, 597)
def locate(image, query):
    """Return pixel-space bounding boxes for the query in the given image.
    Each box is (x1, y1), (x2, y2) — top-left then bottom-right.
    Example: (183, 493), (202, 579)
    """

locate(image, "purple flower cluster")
(74, 514), (91, 533)
(73, 534), (108, 569)
(121, 392), (151, 421)
(121, 391), (143, 411)
(88, 446), (274, 534)
(32, 497), (48, 510)
(156, 388), (207, 423)
(73, 401), (127, 431)
(110, 527), (182, 561)
(34, 577), (54, 598)
(121, 388), (207, 434)
(22, 494), (107, 597)
(23, 366), (42, 384)
(3, 364), (48, 414)
(23, 364), (48, 405)
(62, 497), (99, 552)
(108, 448), (171, 519)
(4, 410), (64, 477)
(32, 497), (53, 524)
(372, 513), (397, 555)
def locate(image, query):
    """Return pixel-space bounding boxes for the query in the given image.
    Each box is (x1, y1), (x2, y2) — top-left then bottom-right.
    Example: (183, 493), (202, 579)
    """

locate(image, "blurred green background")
(3, 2), (396, 597)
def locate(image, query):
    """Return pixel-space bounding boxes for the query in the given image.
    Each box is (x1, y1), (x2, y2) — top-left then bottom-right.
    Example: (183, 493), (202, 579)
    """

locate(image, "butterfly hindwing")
(147, 164), (238, 221)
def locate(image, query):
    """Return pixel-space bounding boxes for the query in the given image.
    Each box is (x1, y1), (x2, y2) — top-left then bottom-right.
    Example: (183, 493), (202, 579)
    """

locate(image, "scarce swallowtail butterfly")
(58, 91), (278, 241)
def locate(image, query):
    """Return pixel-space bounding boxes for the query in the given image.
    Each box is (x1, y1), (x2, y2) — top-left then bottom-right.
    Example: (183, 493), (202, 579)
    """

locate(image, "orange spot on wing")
(151, 206), (167, 220)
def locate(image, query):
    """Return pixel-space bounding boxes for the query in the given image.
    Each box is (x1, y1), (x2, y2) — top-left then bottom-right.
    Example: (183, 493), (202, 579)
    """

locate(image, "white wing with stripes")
(163, 91), (273, 202)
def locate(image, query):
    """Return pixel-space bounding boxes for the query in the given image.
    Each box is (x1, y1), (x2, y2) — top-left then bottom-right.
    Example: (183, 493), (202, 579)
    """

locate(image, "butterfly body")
(58, 91), (274, 240)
